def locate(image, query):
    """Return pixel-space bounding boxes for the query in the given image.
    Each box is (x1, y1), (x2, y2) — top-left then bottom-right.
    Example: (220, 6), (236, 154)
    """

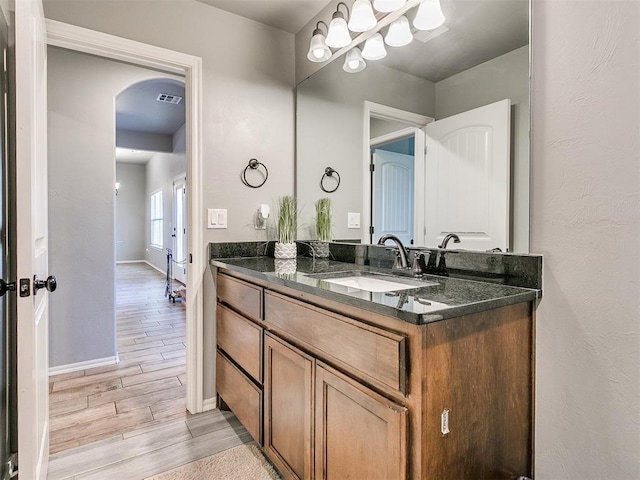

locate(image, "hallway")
(46, 263), (252, 479)
(48, 262), (187, 454)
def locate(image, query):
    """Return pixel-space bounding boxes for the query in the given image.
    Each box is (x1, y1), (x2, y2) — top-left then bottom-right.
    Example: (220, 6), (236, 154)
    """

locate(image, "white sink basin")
(320, 274), (432, 293)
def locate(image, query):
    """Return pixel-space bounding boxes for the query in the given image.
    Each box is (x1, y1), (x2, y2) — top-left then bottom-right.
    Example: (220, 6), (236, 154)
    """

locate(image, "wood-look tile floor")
(48, 263), (254, 479)
(49, 262), (190, 455)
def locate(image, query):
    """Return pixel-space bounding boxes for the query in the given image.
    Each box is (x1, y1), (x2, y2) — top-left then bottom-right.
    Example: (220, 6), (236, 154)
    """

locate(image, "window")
(150, 190), (163, 249)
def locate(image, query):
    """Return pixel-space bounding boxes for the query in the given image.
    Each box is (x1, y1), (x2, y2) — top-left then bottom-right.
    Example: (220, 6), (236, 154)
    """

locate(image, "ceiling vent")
(157, 93), (183, 104)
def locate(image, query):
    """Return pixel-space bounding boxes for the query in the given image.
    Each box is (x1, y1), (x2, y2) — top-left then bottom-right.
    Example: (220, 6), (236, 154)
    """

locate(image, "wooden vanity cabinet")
(215, 274), (265, 445)
(264, 333), (314, 480)
(215, 270), (534, 480)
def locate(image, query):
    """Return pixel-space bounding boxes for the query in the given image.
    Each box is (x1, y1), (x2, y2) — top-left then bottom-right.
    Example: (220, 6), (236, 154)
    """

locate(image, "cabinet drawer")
(217, 273), (263, 320)
(217, 304), (263, 382)
(265, 291), (407, 394)
(216, 351), (262, 445)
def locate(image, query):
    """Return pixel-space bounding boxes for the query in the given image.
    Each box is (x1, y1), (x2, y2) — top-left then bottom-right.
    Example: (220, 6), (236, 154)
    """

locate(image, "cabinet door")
(315, 364), (408, 480)
(264, 334), (314, 480)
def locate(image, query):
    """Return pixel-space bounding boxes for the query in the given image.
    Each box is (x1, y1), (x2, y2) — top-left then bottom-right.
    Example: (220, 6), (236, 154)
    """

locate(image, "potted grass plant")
(312, 197), (332, 258)
(274, 195), (297, 259)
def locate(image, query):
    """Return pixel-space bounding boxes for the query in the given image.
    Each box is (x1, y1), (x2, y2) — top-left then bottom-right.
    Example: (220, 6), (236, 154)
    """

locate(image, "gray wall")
(145, 124), (187, 273)
(43, 0), (296, 398)
(297, 58), (435, 240)
(116, 129), (173, 153)
(48, 46), (183, 368)
(116, 163), (146, 262)
(435, 46), (530, 253)
(531, 1), (639, 478)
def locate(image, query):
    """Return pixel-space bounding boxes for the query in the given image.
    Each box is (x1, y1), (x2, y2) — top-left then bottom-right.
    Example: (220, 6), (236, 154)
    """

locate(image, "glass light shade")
(361, 33), (387, 60)
(326, 14), (352, 48)
(348, 0), (377, 32)
(413, 0), (445, 30)
(385, 15), (413, 47)
(307, 32), (331, 62)
(343, 48), (366, 73)
(373, 0), (406, 12)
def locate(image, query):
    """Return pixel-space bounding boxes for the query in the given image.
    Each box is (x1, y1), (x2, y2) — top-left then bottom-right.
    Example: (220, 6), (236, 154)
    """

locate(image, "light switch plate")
(347, 212), (360, 229)
(208, 209), (227, 229)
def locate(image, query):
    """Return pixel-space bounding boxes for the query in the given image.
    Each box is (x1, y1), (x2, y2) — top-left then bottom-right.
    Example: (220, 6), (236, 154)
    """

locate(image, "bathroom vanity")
(212, 254), (539, 480)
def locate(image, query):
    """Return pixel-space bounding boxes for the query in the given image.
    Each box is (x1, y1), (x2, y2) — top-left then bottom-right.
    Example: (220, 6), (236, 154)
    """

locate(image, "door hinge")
(4, 452), (18, 479)
(189, 254), (192, 264)
(369, 226), (375, 235)
(369, 163), (375, 172)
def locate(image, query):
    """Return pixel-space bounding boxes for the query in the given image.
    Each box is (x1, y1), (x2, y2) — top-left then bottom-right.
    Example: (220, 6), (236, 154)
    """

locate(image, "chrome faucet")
(438, 233), (461, 249)
(376, 234), (409, 269)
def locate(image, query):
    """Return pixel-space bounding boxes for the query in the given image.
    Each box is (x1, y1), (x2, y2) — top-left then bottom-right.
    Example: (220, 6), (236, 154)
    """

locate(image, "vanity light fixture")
(307, 21), (332, 62)
(361, 32), (387, 60)
(343, 47), (367, 73)
(348, 0), (377, 33)
(385, 15), (413, 46)
(325, 2), (352, 49)
(413, 0), (445, 30)
(373, 0), (407, 13)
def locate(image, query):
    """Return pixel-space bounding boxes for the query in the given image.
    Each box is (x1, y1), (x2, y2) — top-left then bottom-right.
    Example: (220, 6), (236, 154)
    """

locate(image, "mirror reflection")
(296, 0), (530, 253)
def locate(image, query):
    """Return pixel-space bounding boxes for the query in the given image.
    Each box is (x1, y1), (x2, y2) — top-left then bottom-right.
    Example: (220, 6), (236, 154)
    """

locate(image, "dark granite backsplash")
(209, 241), (543, 291)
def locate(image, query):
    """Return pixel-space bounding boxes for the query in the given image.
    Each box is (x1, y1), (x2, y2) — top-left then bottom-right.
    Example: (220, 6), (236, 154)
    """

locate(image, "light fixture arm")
(335, 2), (350, 20)
(313, 20), (329, 36)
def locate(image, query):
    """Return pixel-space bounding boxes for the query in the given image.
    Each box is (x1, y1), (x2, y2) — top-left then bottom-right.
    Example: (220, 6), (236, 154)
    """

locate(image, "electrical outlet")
(348, 212), (360, 229)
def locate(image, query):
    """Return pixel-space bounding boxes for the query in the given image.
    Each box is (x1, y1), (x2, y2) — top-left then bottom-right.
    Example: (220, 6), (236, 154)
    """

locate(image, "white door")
(372, 149), (414, 245)
(424, 99), (511, 251)
(172, 174), (186, 285)
(15, 0), (50, 478)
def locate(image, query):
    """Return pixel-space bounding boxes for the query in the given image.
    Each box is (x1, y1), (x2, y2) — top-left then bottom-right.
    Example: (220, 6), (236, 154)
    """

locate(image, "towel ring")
(320, 167), (340, 193)
(242, 158), (268, 188)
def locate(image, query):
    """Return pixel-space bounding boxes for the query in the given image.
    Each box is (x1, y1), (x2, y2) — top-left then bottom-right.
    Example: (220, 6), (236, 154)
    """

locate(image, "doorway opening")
(370, 129), (417, 245)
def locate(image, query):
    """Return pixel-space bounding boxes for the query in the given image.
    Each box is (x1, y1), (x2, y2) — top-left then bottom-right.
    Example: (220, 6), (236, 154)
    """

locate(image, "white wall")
(531, 1), (639, 478)
(436, 46), (530, 253)
(297, 58), (435, 240)
(116, 163), (146, 262)
(48, 46), (182, 368)
(43, 0), (296, 398)
(145, 124), (187, 272)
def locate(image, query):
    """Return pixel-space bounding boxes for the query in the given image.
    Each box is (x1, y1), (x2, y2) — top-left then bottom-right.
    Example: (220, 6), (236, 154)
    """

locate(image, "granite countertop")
(211, 256), (540, 325)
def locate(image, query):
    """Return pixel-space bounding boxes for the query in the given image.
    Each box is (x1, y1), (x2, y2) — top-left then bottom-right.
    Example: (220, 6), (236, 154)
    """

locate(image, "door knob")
(33, 275), (57, 294)
(0, 279), (16, 297)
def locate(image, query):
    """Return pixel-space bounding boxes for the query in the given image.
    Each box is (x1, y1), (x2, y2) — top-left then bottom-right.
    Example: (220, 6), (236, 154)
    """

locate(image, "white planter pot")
(274, 258), (297, 275)
(274, 242), (297, 259)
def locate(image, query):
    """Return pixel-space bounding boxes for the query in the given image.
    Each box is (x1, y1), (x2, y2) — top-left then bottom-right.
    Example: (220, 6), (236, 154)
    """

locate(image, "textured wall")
(115, 163), (146, 262)
(531, 1), (640, 477)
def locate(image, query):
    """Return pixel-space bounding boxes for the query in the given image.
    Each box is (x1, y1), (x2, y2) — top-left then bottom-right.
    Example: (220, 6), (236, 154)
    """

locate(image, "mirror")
(296, 0), (530, 253)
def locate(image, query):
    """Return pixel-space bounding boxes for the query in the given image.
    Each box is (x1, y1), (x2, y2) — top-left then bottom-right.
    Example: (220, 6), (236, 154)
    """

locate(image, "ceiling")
(116, 78), (186, 135)
(197, 0), (528, 83)
(115, 78), (186, 163)
(195, 0), (333, 34)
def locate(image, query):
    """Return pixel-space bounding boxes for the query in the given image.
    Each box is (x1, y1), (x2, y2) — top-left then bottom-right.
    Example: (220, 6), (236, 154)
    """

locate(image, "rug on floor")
(145, 442), (282, 480)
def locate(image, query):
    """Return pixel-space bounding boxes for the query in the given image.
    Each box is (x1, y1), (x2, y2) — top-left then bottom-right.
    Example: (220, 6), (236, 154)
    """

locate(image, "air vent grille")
(157, 93), (183, 104)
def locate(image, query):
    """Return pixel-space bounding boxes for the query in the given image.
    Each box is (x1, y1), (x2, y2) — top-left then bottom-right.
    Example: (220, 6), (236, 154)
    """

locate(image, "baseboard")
(116, 260), (146, 264)
(49, 355), (119, 376)
(202, 397), (217, 412)
(144, 260), (165, 275)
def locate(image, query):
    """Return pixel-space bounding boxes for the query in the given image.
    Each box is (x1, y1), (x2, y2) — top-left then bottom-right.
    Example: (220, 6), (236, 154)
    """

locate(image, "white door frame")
(362, 101), (432, 245)
(46, 20), (205, 414)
